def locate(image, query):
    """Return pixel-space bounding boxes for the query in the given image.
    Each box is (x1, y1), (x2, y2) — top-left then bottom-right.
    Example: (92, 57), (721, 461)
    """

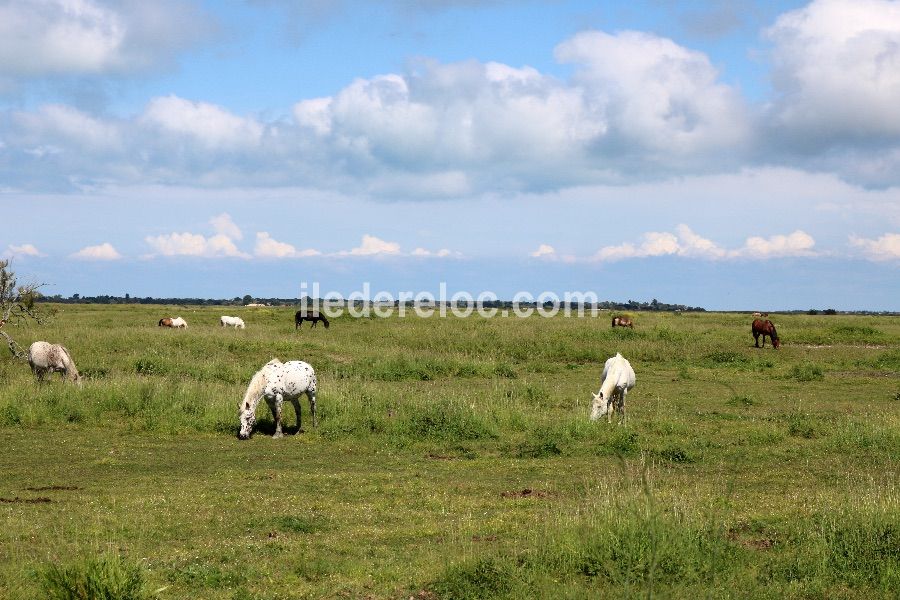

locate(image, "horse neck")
(241, 369), (269, 412)
(599, 370), (620, 397)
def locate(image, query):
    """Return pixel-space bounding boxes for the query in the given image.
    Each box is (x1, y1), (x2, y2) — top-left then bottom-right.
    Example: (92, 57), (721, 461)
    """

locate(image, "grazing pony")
(220, 316), (246, 329)
(27, 341), (81, 384)
(238, 359), (318, 439)
(295, 311), (330, 329)
(611, 316), (634, 329)
(158, 317), (187, 328)
(752, 319), (780, 349)
(590, 353), (636, 424)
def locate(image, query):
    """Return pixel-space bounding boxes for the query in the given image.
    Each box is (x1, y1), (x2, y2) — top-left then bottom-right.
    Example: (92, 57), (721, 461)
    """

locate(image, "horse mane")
(241, 366), (270, 413)
(57, 345), (80, 381)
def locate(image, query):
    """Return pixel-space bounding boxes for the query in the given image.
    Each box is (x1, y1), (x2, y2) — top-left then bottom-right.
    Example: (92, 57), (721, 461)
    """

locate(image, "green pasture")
(0, 305), (898, 598)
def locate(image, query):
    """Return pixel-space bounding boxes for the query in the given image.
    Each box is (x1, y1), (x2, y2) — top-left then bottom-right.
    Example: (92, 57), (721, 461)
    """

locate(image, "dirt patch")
(0, 497), (52, 504)
(727, 525), (776, 550)
(25, 485), (81, 491)
(427, 454), (455, 460)
(500, 488), (553, 499)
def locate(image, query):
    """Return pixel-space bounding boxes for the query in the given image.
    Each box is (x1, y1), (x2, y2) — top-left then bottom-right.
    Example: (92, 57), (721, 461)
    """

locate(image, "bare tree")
(0, 259), (44, 360)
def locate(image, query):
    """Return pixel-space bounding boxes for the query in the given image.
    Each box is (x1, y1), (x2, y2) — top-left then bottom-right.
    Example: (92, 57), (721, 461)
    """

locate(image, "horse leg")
(269, 394), (284, 438)
(619, 389), (628, 426)
(287, 396), (303, 433)
(753, 332), (760, 348)
(307, 389), (317, 428)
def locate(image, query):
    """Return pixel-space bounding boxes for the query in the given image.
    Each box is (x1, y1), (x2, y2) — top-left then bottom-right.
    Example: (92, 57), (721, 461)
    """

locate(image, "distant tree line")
(36, 293), (705, 311)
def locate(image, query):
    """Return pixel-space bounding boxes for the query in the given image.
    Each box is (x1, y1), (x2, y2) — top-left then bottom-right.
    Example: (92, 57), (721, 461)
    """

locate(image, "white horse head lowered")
(220, 316), (245, 329)
(27, 341), (82, 385)
(590, 353), (635, 424)
(238, 359), (318, 439)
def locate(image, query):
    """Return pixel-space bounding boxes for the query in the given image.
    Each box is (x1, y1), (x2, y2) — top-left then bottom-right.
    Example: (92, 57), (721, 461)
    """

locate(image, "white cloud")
(2, 243), (45, 258)
(254, 232), (320, 258)
(144, 232), (249, 258)
(0, 0), (214, 78)
(210, 212), (242, 240)
(339, 234), (402, 256)
(139, 95), (263, 149)
(732, 230), (817, 258)
(530, 244), (556, 258)
(767, 0), (900, 140)
(70, 242), (121, 260)
(591, 225), (813, 262)
(411, 247), (459, 258)
(849, 233), (900, 261)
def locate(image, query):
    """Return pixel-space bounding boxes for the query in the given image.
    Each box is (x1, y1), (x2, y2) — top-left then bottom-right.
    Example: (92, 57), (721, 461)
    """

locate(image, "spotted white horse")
(238, 359), (318, 439)
(27, 341), (82, 384)
(220, 315), (246, 329)
(590, 352), (635, 424)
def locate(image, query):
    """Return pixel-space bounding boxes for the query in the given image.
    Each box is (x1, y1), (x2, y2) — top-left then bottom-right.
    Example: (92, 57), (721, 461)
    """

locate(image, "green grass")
(1, 305), (899, 598)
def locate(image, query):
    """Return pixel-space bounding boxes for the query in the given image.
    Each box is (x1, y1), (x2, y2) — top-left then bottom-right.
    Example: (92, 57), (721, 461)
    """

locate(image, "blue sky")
(1, 0), (899, 310)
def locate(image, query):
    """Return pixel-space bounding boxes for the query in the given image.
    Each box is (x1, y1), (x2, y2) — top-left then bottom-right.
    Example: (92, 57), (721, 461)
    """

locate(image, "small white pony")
(220, 315), (245, 329)
(27, 341), (82, 384)
(590, 353), (635, 424)
(170, 317), (188, 328)
(238, 359), (318, 440)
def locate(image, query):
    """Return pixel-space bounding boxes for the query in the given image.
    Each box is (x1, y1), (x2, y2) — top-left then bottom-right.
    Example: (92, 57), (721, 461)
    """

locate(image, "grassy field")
(0, 304), (898, 599)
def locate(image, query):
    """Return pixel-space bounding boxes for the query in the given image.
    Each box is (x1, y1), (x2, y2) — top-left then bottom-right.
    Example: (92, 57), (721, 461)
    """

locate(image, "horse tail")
(241, 367), (268, 413)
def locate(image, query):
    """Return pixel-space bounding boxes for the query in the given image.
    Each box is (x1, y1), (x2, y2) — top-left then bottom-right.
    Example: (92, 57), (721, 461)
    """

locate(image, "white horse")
(238, 359), (318, 439)
(220, 315), (245, 329)
(590, 353), (635, 424)
(27, 341), (82, 384)
(170, 317), (188, 328)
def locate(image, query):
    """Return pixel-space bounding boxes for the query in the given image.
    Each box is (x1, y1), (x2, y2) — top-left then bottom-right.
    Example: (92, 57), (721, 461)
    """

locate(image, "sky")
(1, 0), (899, 310)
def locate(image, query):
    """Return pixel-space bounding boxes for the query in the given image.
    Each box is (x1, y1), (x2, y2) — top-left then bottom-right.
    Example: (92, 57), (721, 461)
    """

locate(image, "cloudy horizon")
(1, 0), (899, 310)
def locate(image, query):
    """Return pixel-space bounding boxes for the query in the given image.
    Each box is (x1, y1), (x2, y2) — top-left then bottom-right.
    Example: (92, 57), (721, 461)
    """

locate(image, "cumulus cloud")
(70, 242), (121, 260)
(144, 232), (250, 258)
(338, 234), (402, 256)
(210, 212), (242, 240)
(0, 0), (215, 78)
(767, 0), (900, 140)
(732, 230), (817, 258)
(849, 233), (900, 261)
(2, 243), (45, 258)
(254, 232), (320, 258)
(530, 244), (556, 258)
(591, 226), (814, 262)
(139, 96), (263, 149)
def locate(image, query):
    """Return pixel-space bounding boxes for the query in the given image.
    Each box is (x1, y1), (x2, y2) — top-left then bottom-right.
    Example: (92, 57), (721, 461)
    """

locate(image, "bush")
(430, 556), (517, 599)
(40, 555), (146, 600)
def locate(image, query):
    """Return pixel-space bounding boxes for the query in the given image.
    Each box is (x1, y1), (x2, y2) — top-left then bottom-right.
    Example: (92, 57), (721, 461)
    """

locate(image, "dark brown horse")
(612, 315), (634, 329)
(752, 319), (780, 349)
(295, 311), (330, 329)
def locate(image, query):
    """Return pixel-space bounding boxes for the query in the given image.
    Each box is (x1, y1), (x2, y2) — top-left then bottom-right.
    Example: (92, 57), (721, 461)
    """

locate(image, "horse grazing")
(158, 317), (187, 328)
(220, 316), (246, 329)
(611, 316), (634, 329)
(238, 359), (318, 440)
(590, 353), (636, 424)
(752, 319), (780, 349)
(27, 341), (81, 384)
(295, 311), (330, 329)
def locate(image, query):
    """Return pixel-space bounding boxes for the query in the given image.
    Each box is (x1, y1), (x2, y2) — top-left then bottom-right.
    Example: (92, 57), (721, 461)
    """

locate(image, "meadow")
(0, 304), (898, 599)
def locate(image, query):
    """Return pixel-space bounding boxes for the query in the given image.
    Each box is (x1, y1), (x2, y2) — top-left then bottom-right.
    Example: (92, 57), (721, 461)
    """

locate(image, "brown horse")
(295, 311), (330, 329)
(158, 317), (174, 327)
(612, 316), (634, 329)
(752, 319), (780, 349)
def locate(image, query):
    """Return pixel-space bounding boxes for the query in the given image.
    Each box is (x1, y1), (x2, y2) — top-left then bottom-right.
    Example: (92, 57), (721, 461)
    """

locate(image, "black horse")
(295, 311), (330, 329)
